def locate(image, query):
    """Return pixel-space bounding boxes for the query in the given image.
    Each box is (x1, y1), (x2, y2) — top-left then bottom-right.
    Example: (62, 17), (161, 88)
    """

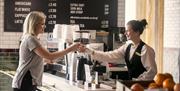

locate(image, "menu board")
(4, 0), (117, 32)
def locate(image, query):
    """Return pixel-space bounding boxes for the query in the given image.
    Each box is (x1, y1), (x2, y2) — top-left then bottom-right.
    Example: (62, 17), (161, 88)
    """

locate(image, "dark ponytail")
(127, 19), (148, 34)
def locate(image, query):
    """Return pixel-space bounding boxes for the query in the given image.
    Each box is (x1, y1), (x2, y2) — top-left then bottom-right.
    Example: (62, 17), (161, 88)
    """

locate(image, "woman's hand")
(68, 42), (81, 52)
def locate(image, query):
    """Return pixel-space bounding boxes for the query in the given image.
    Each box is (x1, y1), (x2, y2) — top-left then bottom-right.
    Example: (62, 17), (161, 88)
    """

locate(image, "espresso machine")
(53, 24), (106, 85)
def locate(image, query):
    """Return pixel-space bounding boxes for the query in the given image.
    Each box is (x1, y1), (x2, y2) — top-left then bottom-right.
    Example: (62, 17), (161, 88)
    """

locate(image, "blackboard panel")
(4, 0), (117, 32)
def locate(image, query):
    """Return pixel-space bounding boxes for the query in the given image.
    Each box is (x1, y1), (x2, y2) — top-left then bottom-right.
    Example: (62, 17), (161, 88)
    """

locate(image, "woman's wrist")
(66, 47), (73, 53)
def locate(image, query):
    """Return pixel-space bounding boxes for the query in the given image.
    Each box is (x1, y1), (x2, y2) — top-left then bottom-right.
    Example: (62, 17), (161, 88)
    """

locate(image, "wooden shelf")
(96, 31), (109, 37)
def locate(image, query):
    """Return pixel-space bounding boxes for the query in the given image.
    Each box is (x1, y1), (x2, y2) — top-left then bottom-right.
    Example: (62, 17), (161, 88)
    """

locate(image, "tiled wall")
(117, 0), (125, 27)
(164, 0), (180, 83)
(0, 0), (21, 49)
(164, 0), (180, 48)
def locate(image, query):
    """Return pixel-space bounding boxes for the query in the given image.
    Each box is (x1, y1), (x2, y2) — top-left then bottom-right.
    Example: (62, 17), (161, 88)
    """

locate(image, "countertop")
(42, 72), (116, 91)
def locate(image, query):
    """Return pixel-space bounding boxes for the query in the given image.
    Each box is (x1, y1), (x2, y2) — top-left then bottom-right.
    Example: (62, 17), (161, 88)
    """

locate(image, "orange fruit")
(131, 83), (144, 91)
(148, 82), (159, 89)
(174, 83), (180, 91)
(154, 73), (167, 87)
(163, 78), (175, 91)
(164, 73), (173, 80)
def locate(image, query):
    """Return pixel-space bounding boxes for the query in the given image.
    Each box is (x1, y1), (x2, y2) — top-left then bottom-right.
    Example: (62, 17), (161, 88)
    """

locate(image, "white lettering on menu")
(14, 1), (31, 24)
(48, 0), (57, 25)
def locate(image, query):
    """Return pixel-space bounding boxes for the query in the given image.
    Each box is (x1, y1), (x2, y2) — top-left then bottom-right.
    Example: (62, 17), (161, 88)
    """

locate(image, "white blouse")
(86, 41), (157, 80)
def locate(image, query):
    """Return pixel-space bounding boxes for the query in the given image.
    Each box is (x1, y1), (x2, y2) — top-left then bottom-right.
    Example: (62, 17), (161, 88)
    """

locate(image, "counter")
(42, 72), (115, 91)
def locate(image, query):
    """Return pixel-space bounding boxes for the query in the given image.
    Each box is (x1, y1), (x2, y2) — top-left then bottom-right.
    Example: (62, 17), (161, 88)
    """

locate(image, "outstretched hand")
(77, 44), (86, 52)
(68, 42), (81, 52)
(68, 43), (87, 52)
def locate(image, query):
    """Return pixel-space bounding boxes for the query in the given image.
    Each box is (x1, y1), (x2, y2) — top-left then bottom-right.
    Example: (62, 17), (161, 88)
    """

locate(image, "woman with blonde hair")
(12, 11), (80, 91)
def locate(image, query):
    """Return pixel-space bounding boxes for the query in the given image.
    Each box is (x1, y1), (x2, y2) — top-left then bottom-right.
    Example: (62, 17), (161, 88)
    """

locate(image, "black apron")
(124, 41), (147, 80)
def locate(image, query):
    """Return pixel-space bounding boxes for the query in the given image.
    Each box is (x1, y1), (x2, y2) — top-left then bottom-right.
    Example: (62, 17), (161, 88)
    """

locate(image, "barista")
(79, 19), (157, 80)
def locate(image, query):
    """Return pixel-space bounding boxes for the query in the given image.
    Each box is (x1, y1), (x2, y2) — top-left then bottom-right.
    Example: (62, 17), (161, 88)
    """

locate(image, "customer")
(12, 11), (80, 91)
(79, 19), (157, 80)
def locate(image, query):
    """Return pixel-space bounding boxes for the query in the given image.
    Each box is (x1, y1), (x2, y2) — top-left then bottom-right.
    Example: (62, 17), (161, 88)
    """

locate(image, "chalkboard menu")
(4, 0), (117, 32)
